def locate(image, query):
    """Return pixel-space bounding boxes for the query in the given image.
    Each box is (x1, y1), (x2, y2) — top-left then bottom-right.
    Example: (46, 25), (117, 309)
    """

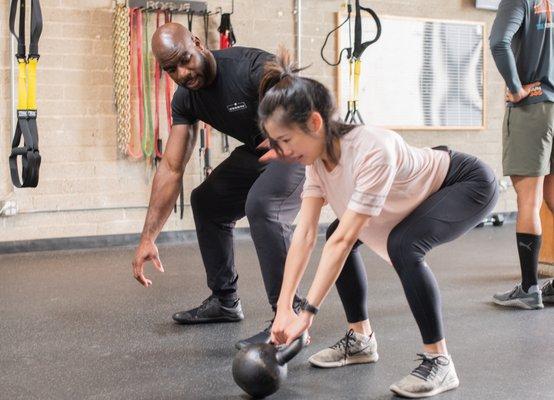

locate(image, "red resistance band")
(218, 13), (236, 49)
(217, 13), (234, 152)
(130, 8), (173, 161)
(154, 10), (173, 161)
(128, 8), (143, 159)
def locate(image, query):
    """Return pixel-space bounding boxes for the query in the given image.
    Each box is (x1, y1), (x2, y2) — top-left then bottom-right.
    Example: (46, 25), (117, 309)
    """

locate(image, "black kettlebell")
(232, 332), (308, 398)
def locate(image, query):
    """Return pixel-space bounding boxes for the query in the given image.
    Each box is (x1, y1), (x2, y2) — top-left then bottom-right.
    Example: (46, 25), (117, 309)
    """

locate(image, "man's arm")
(132, 123), (197, 287)
(141, 123), (197, 241)
(490, 0), (526, 94)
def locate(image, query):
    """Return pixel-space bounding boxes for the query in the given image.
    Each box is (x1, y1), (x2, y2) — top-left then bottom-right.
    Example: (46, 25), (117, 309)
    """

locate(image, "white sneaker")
(389, 353), (460, 398)
(308, 329), (378, 368)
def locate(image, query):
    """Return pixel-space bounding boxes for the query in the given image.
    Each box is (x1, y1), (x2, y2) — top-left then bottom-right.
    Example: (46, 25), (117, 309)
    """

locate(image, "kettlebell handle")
(275, 331), (309, 365)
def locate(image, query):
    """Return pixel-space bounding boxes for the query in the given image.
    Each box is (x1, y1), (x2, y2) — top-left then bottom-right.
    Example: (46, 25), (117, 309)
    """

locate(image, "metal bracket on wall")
(128, 0), (207, 14)
(215, 0), (234, 15)
(0, 200), (18, 217)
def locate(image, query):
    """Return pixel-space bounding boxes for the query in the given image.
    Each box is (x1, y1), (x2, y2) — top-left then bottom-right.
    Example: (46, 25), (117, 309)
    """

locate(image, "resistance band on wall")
(218, 11), (235, 153)
(9, 0), (43, 188)
(128, 7), (173, 165)
(196, 11), (214, 179)
(129, 7), (144, 159)
(321, 0), (381, 124)
(153, 9), (173, 166)
(141, 11), (155, 163)
(113, 0), (132, 156)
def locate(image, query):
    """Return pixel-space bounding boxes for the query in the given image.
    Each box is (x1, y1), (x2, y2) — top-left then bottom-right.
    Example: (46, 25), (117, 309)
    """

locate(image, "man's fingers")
(134, 273), (151, 287)
(259, 149), (279, 163)
(256, 138), (270, 149)
(152, 256), (165, 273)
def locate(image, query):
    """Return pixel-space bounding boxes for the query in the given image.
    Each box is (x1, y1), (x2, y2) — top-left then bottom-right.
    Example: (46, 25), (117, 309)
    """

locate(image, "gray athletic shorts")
(502, 102), (554, 177)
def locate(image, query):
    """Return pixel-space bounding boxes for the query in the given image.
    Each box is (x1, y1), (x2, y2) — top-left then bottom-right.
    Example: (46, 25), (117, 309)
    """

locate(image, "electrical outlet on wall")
(0, 200), (18, 217)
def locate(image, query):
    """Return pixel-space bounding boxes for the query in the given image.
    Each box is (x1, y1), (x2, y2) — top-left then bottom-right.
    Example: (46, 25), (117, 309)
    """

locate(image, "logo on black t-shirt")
(534, 0), (554, 29)
(227, 102), (248, 112)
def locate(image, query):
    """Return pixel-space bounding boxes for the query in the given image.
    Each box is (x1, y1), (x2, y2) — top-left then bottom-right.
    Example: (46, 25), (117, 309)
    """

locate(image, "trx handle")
(9, 111), (41, 188)
(9, 0), (43, 188)
(352, 0), (381, 59)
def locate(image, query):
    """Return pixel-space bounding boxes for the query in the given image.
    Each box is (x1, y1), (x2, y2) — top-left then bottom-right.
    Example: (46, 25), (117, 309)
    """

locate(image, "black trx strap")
(320, 1), (353, 66)
(320, 0), (381, 124)
(200, 12), (212, 178)
(352, 0), (381, 59)
(174, 12), (194, 219)
(9, 0), (43, 188)
(187, 12), (194, 30)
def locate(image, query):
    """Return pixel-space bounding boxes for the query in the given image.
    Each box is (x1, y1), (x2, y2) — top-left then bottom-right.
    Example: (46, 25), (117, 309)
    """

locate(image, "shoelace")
(198, 295), (217, 312)
(330, 329), (356, 361)
(509, 285), (521, 299)
(411, 354), (449, 381)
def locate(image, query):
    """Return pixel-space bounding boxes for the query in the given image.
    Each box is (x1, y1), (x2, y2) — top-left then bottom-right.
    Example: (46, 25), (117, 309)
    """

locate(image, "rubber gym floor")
(1, 223), (553, 400)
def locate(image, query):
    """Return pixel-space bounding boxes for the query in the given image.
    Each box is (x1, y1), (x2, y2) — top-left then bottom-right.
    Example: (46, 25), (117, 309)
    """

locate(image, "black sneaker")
(234, 319), (273, 350)
(541, 280), (554, 303)
(172, 295), (244, 324)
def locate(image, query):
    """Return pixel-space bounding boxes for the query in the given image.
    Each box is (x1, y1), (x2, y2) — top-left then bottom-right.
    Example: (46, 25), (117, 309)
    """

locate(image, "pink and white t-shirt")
(302, 125), (451, 263)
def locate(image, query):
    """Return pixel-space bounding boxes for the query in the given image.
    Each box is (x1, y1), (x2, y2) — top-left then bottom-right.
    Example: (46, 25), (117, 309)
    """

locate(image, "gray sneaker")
(389, 353), (459, 398)
(541, 280), (554, 304)
(493, 284), (544, 310)
(308, 329), (378, 368)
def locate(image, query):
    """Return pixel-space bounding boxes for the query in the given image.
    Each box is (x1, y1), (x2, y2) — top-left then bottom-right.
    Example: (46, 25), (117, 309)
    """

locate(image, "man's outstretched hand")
(132, 239), (165, 287)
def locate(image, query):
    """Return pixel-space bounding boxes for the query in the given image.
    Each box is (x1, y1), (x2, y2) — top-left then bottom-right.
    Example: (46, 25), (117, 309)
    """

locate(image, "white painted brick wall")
(0, 0), (516, 243)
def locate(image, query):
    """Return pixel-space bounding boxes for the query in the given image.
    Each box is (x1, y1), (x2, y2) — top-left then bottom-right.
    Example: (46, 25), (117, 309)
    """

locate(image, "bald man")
(131, 23), (305, 349)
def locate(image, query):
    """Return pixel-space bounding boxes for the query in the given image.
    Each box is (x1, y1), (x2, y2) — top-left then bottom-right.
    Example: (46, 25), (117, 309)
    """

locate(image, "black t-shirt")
(171, 46), (274, 149)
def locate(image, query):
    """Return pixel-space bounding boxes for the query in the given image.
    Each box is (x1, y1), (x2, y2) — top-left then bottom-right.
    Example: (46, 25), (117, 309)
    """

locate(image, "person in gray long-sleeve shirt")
(490, 0), (554, 309)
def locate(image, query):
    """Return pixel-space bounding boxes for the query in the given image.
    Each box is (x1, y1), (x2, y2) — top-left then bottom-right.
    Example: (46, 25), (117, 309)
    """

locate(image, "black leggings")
(328, 150), (499, 344)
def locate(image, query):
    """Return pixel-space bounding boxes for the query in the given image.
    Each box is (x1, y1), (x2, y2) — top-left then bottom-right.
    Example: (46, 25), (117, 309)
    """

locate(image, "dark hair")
(258, 47), (356, 163)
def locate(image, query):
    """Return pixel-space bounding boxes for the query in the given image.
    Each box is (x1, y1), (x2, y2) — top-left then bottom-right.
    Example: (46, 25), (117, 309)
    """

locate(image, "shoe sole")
(389, 377), (460, 399)
(309, 352), (379, 368)
(173, 315), (244, 325)
(492, 298), (544, 310)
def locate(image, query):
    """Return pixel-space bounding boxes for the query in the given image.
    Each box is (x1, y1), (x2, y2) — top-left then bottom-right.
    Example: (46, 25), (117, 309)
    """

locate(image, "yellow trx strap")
(9, 0), (43, 188)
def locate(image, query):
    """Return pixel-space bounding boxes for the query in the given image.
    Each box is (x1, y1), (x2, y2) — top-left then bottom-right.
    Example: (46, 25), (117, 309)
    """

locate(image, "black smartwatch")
(299, 298), (319, 315)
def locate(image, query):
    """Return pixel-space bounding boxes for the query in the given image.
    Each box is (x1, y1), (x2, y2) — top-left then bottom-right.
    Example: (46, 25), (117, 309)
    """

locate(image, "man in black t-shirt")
(131, 22), (304, 348)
